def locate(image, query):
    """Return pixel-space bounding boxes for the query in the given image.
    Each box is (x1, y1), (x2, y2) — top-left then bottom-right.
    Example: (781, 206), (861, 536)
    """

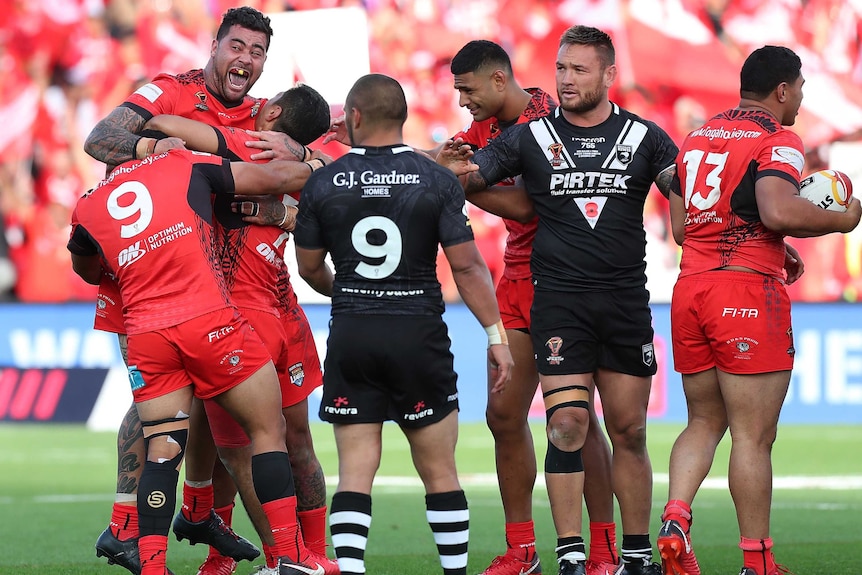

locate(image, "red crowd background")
(1, 0), (861, 304)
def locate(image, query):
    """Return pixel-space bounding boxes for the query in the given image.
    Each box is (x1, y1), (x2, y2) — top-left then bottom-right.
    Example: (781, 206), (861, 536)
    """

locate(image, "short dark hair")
(216, 7), (274, 51)
(271, 84), (331, 145)
(740, 45), (802, 98)
(345, 74), (407, 126)
(558, 25), (615, 67)
(450, 40), (513, 76)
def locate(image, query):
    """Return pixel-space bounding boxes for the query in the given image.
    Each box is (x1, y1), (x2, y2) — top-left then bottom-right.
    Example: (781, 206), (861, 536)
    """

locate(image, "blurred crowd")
(2, 0), (862, 303)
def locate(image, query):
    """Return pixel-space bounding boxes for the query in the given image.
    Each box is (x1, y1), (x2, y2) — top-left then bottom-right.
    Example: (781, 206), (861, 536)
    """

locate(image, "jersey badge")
(194, 91), (209, 112)
(573, 197), (608, 230)
(615, 144), (633, 165)
(549, 143), (565, 167)
(250, 99), (261, 118)
(530, 118), (576, 169)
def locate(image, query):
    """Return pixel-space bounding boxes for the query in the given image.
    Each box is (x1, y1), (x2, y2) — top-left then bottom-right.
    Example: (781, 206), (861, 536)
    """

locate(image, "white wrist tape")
(484, 320), (509, 347)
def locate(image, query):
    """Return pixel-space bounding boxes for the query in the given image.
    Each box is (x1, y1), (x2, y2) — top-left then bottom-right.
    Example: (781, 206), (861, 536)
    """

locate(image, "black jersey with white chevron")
(474, 104), (678, 292)
(294, 145), (474, 316)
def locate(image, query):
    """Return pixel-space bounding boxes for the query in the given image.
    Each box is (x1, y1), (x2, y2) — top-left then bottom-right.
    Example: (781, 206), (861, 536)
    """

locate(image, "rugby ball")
(799, 169), (853, 212)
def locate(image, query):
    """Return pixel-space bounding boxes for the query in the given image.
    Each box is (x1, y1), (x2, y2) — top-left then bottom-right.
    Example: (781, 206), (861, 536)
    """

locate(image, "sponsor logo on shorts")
(642, 343), (655, 367)
(546, 336), (564, 365)
(405, 401), (434, 421)
(289, 363), (305, 387)
(208, 325), (235, 342)
(721, 307), (759, 318)
(325, 397), (357, 415)
(786, 326), (795, 356)
(446, 393), (458, 403)
(726, 336), (758, 360)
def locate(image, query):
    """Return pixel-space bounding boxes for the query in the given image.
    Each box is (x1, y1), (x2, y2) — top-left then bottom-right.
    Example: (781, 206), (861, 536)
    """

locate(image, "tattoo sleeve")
(283, 134), (304, 161)
(463, 172), (490, 196)
(654, 165), (677, 198)
(84, 107), (148, 166)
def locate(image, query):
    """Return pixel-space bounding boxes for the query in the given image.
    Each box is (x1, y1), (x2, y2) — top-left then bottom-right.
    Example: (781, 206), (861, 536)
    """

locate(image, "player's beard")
(559, 84), (604, 115)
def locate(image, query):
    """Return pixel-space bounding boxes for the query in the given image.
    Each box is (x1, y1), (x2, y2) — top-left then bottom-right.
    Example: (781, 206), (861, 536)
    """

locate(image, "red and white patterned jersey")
(453, 87), (556, 280)
(69, 150), (236, 335)
(123, 69), (264, 128)
(673, 109), (805, 280)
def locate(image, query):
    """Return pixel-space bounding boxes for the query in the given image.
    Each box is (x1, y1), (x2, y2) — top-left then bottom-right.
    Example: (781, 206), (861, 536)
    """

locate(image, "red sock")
(138, 534), (168, 575)
(262, 496), (305, 561)
(298, 506), (328, 555)
(110, 502), (139, 540)
(263, 543), (279, 568)
(206, 503), (236, 558)
(589, 521), (619, 564)
(662, 499), (693, 533)
(740, 536), (776, 575)
(504, 520), (537, 560)
(181, 482), (213, 523)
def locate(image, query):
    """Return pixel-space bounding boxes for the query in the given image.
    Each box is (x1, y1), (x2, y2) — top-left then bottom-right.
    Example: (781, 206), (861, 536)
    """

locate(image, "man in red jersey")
(68, 149), (328, 575)
(444, 41), (618, 575)
(145, 84), (339, 575)
(658, 45), (861, 575)
(84, 8), (322, 575)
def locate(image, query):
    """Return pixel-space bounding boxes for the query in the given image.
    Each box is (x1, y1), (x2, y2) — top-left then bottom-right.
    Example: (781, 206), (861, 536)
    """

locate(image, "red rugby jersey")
(675, 109), (804, 280)
(124, 69), (264, 128)
(453, 87), (556, 279)
(70, 150), (235, 334)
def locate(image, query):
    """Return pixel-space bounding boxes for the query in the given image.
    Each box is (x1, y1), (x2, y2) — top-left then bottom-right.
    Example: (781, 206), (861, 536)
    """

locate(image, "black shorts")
(319, 315), (459, 428)
(530, 287), (657, 377)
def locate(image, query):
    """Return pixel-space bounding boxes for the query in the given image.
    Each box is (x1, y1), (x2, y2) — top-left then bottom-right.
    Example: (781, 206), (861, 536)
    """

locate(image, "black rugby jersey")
(294, 145), (474, 315)
(474, 104), (678, 292)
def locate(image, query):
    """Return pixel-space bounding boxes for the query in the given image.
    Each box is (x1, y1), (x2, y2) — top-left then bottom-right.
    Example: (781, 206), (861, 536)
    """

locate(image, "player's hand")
(783, 241), (804, 285)
(232, 194), (291, 228)
(487, 344), (514, 393)
(153, 137), (186, 154)
(841, 197), (862, 232)
(245, 130), (305, 161)
(308, 148), (334, 165)
(322, 114), (350, 146)
(436, 138), (479, 176)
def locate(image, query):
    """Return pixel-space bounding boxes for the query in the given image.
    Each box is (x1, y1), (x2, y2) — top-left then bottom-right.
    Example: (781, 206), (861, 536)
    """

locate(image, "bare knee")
(547, 407), (589, 451)
(607, 419), (647, 454)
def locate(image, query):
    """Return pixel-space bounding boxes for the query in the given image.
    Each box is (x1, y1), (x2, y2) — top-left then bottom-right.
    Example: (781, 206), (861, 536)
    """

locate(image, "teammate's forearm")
(452, 265), (500, 328)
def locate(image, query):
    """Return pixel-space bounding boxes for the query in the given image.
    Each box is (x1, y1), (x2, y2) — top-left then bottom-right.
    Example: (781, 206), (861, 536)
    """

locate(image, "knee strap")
(142, 416), (189, 469)
(544, 385), (590, 419)
(545, 441), (584, 474)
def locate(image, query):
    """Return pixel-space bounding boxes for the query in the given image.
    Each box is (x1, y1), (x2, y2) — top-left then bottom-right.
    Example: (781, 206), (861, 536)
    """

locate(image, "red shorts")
(204, 308), (288, 448)
(281, 304), (323, 406)
(204, 305), (322, 448)
(126, 308), (272, 402)
(496, 275), (534, 331)
(671, 271), (795, 375)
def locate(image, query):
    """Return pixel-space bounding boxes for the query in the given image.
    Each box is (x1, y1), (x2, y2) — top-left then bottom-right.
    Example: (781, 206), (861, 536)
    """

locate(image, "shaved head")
(345, 74), (408, 128)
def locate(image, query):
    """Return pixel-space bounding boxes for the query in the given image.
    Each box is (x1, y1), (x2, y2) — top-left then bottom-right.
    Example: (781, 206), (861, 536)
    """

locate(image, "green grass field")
(1, 422), (860, 575)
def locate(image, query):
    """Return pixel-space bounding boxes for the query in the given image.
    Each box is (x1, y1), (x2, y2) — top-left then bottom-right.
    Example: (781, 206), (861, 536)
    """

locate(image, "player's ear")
(491, 69), (507, 91)
(603, 63), (617, 88)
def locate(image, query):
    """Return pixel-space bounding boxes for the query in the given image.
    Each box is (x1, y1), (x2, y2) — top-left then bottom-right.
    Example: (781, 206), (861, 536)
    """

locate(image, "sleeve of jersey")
(474, 124), (526, 186)
(755, 130), (804, 186)
(648, 121), (680, 182)
(67, 217), (99, 257)
(195, 156), (236, 195)
(452, 121), (486, 148)
(293, 177), (325, 249)
(121, 74), (179, 121)
(437, 172), (475, 248)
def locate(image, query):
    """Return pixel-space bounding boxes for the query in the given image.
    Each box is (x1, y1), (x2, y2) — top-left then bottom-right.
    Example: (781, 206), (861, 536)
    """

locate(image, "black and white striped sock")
(426, 490), (469, 575)
(330, 491), (372, 575)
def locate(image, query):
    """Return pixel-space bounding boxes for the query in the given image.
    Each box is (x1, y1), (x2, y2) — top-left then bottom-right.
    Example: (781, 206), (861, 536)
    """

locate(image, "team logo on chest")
(194, 91), (209, 112)
(615, 144), (633, 165)
(548, 143), (565, 167)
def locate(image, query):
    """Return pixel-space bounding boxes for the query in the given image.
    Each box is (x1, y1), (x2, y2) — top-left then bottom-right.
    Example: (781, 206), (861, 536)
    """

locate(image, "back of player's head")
(740, 45), (802, 99)
(450, 40), (513, 77)
(217, 6), (273, 50)
(271, 84), (331, 145)
(559, 25), (615, 67)
(345, 74), (408, 127)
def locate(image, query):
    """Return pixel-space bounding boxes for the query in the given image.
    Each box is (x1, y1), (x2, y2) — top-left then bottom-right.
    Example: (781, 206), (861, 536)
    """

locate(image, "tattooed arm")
(84, 106), (186, 168)
(654, 164), (677, 198)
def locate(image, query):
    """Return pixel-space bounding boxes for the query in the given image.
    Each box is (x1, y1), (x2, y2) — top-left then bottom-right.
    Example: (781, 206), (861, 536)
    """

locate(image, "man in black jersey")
(293, 73), (514, 575)
(439, 26), (678, 575)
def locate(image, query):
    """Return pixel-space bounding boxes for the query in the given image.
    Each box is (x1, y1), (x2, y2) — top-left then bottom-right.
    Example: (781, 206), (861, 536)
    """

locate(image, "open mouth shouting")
(229, 67), (251, 91)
